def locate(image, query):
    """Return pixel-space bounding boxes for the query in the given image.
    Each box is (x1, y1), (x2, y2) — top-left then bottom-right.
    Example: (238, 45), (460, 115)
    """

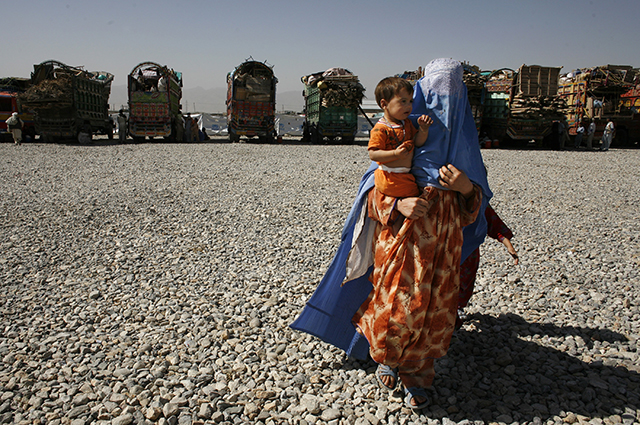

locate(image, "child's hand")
(394, 143), (413, 160)
(417, 115), (433, 131)
(438, 164), (474, 198)
(503, 238), (519, 265)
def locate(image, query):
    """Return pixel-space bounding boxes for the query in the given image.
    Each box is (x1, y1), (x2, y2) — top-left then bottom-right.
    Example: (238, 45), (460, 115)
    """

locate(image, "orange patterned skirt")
(353, 185), (480, 388)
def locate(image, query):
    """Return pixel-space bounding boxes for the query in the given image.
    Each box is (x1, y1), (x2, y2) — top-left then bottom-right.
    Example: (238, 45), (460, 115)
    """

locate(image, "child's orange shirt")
(368, 118), (419, 198)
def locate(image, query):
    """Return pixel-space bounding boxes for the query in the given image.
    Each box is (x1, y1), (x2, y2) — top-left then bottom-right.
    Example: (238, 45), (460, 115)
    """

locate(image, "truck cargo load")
(19, 60), (113, 142)
(301, 68), (364, 144)
(462, 63), (487, 133)
(128, 62), (183, 142)
(558, 65), (637, 147)
(0, 77), (36, 142)
(226, 60), (277, 143)
(506, 64), (566, 146)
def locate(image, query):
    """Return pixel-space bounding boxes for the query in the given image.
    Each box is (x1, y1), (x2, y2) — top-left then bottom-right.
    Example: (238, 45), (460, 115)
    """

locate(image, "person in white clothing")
(600, 118), (614, 151)
(586, 119), (596, 150)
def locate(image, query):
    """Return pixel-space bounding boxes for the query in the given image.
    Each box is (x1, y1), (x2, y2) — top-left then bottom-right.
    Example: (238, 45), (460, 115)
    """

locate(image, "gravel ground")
(1, 139), (639, 425)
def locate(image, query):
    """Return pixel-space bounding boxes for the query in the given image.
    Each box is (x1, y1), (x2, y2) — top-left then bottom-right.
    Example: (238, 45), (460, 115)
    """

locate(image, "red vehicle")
(0, 77), (36, 142)
(620, 78), (640, 146)
(226, 59), (277, 143)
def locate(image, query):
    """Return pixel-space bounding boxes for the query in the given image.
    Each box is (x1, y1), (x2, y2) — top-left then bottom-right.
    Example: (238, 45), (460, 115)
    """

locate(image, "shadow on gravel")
(343, 313), (639, 422)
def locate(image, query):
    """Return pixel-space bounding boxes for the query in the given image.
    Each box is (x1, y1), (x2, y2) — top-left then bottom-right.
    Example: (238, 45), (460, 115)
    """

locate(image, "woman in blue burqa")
(291, 58), (492, 409)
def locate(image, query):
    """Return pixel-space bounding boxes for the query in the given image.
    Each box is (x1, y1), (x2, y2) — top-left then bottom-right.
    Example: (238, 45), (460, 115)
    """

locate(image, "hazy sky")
(3, 0), (638, 111)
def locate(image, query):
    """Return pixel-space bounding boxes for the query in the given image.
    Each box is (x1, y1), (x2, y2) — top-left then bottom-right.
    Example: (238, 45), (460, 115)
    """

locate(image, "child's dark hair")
(375, 77), (414, 108)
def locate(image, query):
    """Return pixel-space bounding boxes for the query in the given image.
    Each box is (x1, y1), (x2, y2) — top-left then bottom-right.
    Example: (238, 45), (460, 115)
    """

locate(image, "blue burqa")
(290, 59), (493, 359)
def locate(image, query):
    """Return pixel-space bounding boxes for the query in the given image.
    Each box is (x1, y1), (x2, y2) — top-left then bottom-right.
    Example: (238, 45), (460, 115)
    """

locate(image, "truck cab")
(0, 78), (36, 142)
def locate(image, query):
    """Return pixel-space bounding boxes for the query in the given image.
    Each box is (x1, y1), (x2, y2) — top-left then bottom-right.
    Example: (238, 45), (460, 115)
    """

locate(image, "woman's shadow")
(427, 312), (640, 423)
(343, 312), (639, 422)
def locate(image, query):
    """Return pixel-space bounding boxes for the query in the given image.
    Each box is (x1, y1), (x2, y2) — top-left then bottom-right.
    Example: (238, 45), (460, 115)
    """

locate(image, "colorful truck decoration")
(128, 62), (183, 142)
(226, 60), (277, 143)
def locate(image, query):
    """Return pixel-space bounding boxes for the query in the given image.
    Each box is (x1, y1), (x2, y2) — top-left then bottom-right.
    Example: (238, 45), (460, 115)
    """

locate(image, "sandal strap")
(404, 387), (429, 410)
(376, 364), (396, 377)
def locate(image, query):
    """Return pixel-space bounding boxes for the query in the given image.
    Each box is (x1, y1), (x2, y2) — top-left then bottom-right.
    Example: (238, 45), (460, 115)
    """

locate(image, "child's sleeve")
(485, 205), (514, 241)
(368, 125), (387, 151)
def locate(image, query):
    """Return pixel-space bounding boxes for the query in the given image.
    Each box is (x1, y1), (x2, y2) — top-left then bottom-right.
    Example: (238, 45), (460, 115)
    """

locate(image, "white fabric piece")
(343, 199), (375, 284)
(378, 165), (411, 173)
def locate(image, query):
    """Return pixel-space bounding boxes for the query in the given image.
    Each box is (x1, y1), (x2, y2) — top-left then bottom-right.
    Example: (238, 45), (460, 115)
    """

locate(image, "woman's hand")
(439, 164), (474, 198)
(397, 197), (430, 219)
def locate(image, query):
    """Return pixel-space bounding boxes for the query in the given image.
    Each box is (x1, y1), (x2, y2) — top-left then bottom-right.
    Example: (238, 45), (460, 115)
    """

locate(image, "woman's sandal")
(404, 387), (430, 410)
(375, 364), (398, 391)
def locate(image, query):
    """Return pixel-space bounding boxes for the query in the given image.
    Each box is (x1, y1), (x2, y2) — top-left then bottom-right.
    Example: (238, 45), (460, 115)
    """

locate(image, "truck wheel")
(229, 133), (240, 143)
(342, 136), (355, 145)
(25, 127), (37, 142)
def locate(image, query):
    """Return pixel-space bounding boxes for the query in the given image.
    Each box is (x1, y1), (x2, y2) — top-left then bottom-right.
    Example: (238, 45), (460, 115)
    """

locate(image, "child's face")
(382, 88), (413, 124)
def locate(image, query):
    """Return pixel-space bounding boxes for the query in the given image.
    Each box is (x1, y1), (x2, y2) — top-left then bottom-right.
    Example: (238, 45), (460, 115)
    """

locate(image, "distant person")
(456, 204), (518, 328)
(574, 121), (585, 149)
(557, 120), (568, 150)
(157, 76), (167, 92)
(368, 77), (433, 198)
(191, 116), (199, 142)
(5, 112), (23, 145)
(117, 110), (127, 143)
(586, 119), (596, 150)
(184, 113), (192, 142)
(600, 118), (614, 151)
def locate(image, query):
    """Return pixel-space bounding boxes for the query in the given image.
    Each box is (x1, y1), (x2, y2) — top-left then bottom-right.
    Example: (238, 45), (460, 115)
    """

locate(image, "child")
(457, 204), (518, 328)
(368, 77), (433, 198)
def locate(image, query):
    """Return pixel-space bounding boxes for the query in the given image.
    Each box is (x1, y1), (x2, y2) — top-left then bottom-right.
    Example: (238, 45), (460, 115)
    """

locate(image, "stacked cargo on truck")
(18, 60), (113, 142)
(0, 77), (36, 142)
(506, 65), (566, 146)
(301, 68), (364, 144)
(128, 62), (183, 142)
(462, 63), (487, 134)
(226, 60), (277, 143)
(558, 65), (636, 146)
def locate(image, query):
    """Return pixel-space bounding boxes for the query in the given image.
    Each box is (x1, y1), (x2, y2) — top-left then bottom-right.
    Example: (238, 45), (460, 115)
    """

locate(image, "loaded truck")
(0, 77), (36, 142)
(226, 60), (277, 143)
(558, 65), (636, 147)
(506, 64), (564, 146)
(18, 60), (113, 142)
(462, 63), (486, 134)
(479, 68), (514, 144)
(128, 62), (183, 142)
(301, 68), (364, 144)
